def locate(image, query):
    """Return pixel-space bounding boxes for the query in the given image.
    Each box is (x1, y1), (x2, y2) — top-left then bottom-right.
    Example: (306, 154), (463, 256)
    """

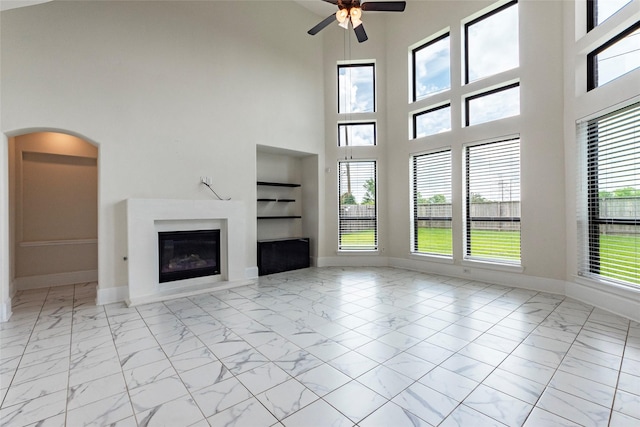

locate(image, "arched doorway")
(2, 131), (98, 319)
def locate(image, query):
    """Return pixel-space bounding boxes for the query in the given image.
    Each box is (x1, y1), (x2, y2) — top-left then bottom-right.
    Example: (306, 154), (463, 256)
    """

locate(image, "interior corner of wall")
(96, 284), (129, 306)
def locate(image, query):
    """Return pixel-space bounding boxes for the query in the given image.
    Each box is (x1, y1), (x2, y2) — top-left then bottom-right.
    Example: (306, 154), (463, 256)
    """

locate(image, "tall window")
(339, 161), (377, 251)
(465, 0), (519, 83)
(465, 138), (521, 263)
(412, 32), (451, 101)
(338, 122), (376, 146)
(412, 150), (452, 256)
(587, 0), (633, 30)
(578, 102), (639, 287)
(587, 22), (640, 91)
(338, 64), (375, 114)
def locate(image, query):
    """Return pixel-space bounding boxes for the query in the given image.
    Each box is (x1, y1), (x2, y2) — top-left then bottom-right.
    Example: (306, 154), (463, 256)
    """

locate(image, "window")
(587, 0), (633, 30)
(412, 150), (452, 256)
(412, 32), (450, 101)
(339, 161), (377, 250)
(578, 102), (639, 287)
(465, 0), (519, 83)
(466, 83), (520, 126)
(338, 122), (376, 147)
(338, 63), (375, 113)
(413, 104), (451, 139)
(465, 138), (521, 263)
(587, 22), (640, 91)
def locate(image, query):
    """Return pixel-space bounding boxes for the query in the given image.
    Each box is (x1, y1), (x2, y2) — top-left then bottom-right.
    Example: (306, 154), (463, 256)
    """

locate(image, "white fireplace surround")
(125, 198), (254, 306)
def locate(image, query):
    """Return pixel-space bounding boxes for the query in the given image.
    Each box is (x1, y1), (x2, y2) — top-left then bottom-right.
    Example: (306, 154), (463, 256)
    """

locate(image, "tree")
(362, 178), (375, 205)
(426, 194), (446, 204)
(340, 192), (356, 205)
(416, 192), (428, 205)
(470, 192), (488, 203)
(613, 187), (640, 198)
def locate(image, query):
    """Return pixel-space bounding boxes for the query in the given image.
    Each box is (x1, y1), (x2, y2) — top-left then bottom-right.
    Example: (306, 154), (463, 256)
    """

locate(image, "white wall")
(1, 1), (326, 304)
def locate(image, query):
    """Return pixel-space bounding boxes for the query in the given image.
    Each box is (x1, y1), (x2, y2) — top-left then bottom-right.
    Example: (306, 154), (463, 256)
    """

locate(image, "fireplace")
(158, 229), (220, 283)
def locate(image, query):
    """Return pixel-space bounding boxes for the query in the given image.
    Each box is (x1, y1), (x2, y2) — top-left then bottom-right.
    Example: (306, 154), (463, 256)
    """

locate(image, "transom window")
(413, 104), (451, 139)
(465, 0), (519, 83)
(578, 102), (639, 287)
(412, 32), (451, 102)
(412, 150), (453, 256)
(338, 161), (377, 251)
(466, 83), (520, 126)
(587, 0), (633, 30)
(338, 122), (376, 147)
(465, 138), (521, 263)
(338, 63), (375, 114)
(587, 22), (640, 91)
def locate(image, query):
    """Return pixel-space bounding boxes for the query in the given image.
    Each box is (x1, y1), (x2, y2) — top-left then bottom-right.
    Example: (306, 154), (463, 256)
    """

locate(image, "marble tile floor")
(1, 267), (639, 427)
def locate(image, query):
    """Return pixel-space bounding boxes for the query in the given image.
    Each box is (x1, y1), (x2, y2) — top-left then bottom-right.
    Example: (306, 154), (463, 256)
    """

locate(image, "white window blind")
(412, 150), (452, 256)
(465, 138), (521, 263)
(578, 101), (640, 288)
(339, 161), (377, 250)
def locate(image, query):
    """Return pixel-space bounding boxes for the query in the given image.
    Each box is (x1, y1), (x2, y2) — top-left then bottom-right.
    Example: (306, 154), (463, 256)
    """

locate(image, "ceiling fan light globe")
(350, 7), (362, 20)
(336, 9), (348, 23)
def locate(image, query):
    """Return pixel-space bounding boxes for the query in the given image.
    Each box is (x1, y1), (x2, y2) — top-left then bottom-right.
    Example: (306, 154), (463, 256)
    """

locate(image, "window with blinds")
(465, 138), (521, 263)
(338, 161), (377, 251)
(578, 101), (639, 288)
(412, 150), (452, 256)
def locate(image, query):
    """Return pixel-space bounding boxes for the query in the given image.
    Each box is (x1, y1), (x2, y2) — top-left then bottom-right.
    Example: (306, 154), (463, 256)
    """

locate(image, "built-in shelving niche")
(256, 147), (319, 274)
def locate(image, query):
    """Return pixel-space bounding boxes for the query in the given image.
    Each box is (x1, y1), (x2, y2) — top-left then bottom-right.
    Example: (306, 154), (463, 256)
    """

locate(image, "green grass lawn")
(599, 234), (640, 285)
(340, 228), (639, 285)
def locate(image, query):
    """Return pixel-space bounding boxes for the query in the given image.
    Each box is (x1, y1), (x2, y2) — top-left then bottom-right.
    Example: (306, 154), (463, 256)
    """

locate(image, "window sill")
(462, 258), (524, 273)
(337, 250), (379, 255)
(410, 253), (454, 264)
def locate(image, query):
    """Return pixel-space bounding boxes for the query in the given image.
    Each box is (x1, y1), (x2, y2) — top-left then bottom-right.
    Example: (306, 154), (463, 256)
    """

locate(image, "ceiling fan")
(307, 0), (407, 43)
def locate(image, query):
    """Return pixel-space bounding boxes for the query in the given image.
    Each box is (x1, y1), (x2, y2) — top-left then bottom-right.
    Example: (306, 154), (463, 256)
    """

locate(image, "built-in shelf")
(257, 216), (302, 219)
(257, 181), (301, 187)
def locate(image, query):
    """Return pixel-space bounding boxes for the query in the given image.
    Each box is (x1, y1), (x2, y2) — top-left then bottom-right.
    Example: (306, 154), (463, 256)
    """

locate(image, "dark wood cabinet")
(257, 238), (310, 276)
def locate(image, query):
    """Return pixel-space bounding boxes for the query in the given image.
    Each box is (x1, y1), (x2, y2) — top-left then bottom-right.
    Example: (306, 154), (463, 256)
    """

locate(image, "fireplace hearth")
(158, 229), (220, 283)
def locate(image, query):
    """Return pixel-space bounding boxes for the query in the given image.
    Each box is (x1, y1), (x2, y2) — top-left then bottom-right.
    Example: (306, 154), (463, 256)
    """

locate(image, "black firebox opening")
(158, 229), (220, 283)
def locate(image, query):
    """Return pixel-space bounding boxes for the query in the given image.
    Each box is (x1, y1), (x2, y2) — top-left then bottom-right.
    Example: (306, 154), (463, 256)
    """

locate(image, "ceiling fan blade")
(354, 24), (368, 43)
(321, 0), (339, 4)
(361, 1), (406, 12)
(308, 14), (337, 35)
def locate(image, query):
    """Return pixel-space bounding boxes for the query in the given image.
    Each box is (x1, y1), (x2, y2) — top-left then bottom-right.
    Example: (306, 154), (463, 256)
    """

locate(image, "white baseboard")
(389, 257), (565, 295)
(566, 278), (640, 323)
(245, 267), (259, 280)
(96, 285), (129, 306)
(0, 298), (12, 322)
(15, 270), (98, 290)
(317, 255), (390, 268)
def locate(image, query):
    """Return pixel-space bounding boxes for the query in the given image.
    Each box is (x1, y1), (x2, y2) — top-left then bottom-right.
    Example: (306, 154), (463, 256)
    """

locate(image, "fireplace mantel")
(125, 198), (254, 306)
